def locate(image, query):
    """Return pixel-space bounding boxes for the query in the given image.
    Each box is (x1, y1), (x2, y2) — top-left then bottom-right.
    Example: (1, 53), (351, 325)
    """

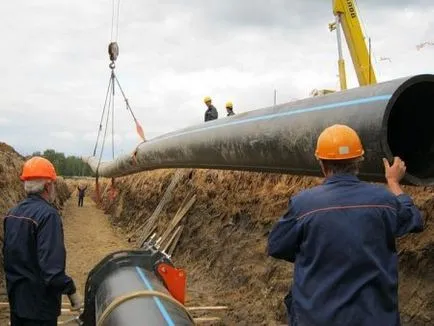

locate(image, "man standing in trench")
(268, 124), (424, 326)
(3, 156), (82, 326)
(77, 184), (88, 207)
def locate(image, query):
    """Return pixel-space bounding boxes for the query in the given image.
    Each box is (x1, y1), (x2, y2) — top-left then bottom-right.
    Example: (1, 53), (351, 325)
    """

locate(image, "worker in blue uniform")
(3, 157), (82, 326)
(268, 124), (424, 326)
(77, 184), (88, 207)
(203, 96), (218, 122)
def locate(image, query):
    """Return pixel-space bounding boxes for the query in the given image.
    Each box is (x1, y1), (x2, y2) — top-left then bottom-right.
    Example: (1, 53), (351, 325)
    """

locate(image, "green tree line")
(31, 149), (94, 177)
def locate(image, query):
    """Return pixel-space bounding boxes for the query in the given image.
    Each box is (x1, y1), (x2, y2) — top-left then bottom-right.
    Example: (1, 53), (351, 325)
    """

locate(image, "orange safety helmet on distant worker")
(20, 156), (57, 181)
(315, 124), (364, 160)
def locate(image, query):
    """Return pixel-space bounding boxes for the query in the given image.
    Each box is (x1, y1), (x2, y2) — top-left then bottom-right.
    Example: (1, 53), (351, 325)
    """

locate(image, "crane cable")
(111, 0), (121, 42)
(92, 0), (146, 169)
(92, 0), (146, 203)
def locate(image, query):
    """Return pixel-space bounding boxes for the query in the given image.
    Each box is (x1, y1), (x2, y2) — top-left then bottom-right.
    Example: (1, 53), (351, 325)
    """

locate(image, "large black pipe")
(80, 249), (194, 326)
(85, 74), (434, 186)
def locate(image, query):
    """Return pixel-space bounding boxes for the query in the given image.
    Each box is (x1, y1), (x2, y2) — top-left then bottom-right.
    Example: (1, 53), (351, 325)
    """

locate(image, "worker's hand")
(382, 157), (406, 183)
(68, 292), (83, 311)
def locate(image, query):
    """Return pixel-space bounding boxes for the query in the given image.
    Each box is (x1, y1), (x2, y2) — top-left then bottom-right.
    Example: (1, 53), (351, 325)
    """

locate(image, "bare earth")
(63, 194), (132, 295)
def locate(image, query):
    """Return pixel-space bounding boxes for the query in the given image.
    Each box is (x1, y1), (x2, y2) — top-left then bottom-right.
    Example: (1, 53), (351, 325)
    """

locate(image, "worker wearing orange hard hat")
(3, 157), (82, 326)
(203, 96), (218, 122)
(268, 124), (423, 326)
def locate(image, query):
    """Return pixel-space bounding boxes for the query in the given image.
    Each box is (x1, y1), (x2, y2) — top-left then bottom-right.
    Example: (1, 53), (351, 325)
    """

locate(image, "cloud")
(1, 0), (434, 159)
(49, 131), (76, 141)
(0, 118), (10, 126)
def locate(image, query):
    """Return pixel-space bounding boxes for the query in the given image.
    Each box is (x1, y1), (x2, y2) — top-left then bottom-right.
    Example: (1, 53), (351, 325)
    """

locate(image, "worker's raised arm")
(267, 198), (302, 263)
(36, 209), (76, 295)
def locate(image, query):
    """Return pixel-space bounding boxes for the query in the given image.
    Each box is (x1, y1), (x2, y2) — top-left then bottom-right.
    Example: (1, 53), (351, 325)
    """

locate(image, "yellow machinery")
(329, 0), (377, 90)
(313, 0), (377, 96)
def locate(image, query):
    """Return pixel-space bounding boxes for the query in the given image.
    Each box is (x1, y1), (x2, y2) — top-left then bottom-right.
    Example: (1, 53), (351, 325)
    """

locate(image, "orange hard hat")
(20, 156), (57, 181)
(315, 124), (364, 160)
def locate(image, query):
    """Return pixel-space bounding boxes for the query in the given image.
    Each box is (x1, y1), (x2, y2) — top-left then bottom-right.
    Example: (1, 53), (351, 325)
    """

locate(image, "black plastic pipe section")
(79, 249), (193, 326)
(94, 266), (192, 326)
(85, 74), (434, 186)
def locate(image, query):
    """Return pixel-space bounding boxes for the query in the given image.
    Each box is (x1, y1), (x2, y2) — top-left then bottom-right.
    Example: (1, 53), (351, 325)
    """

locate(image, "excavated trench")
(98, 169), (434, 325)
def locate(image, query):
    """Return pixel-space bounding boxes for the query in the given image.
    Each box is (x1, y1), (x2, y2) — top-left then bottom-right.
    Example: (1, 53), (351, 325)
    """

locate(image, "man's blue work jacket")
(268, 174), (424, 326)
(3, 194), (75, 320)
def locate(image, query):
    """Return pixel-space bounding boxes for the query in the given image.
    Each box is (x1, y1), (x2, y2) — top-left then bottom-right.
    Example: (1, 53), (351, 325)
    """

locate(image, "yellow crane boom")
(330, 0), (377, 90)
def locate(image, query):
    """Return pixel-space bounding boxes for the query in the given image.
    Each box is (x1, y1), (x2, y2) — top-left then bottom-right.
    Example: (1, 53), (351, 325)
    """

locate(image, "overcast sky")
(0, 0), (433, 160)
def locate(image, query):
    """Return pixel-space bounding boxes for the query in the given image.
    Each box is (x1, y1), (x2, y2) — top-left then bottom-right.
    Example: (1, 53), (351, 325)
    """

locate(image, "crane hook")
(108, 42), (119, 69)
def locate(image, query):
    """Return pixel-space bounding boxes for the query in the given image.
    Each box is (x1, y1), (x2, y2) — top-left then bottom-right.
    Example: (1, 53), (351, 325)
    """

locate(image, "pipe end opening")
(387, 77), (434, 185)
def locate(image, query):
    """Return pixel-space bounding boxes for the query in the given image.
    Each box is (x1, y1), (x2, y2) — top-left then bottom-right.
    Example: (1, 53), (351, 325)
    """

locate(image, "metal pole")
(368, 37), (372, 84)
(335, 14), (348, 90)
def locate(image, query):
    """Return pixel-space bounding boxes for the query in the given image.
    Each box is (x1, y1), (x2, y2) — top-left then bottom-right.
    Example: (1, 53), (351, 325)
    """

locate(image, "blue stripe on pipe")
(135, 266), (175, 326)
(149, 94), (392, 143)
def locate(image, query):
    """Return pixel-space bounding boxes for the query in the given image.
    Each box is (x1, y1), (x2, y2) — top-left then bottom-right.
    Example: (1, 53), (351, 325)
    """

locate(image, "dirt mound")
(53, 177), (71, 209)
(0, 142), (24, 159)
(0, 146), (26, 290)
(0, 146), (26, 217)
(100, 169), (433, 325)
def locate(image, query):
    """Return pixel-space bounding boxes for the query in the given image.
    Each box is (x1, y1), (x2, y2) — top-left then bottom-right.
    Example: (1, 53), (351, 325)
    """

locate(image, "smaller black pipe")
(95, 266), (193, 326)
(80, 248), (193, 326)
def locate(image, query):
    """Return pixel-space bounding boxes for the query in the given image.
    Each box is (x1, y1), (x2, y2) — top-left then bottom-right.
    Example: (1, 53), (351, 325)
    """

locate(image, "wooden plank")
(0, 302), (72, 308)
(158, 192), (191, 245)
(167, 225), (184, 256)
(187, 306), (228, 311)
(162, 225), (182, 252)
(137, 169), (186, 246)
(9, 320), (80, 326)
(138, 169), (185, 236)
(140, 224), (158, 245)
(159, 193), (196, 246)
(194, 317), (221, 323)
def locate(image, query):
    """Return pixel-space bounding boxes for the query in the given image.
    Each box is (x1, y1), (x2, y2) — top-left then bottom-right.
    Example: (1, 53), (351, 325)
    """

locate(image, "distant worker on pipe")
(267, 124), (424, 326)
(225, 101), (235, 116)
(203, 96), (218, 122)
(3, 157), (83, 326)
